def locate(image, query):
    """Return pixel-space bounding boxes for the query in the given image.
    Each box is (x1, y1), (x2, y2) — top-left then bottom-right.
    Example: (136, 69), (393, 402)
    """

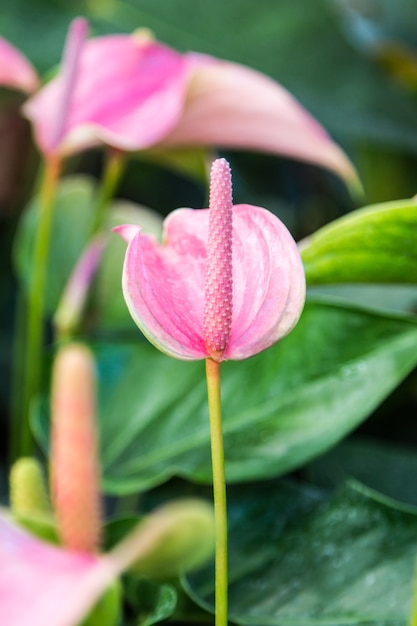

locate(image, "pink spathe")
(163, 55), (357, 183)
(0, 37), (38, 93)
(116, 158), (305, 362)
(23, 30), (190, 157)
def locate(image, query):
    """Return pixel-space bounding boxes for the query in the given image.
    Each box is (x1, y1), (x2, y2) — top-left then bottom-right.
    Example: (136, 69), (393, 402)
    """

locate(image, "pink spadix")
(115, 158), (306, 361)
(203, 159), (233, 359)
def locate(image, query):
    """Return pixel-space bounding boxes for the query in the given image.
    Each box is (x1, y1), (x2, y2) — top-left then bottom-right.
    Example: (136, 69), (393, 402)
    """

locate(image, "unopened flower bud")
(10, 457), (50, 516)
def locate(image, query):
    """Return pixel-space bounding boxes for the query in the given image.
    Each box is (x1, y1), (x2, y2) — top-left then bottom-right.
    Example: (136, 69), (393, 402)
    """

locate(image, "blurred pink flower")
(116, 158), (305, 361)
(21, 19), (356, 183)
(0, 37), (38, 93)
(0, 497), (214, 626)
(0, 514), (116, 626)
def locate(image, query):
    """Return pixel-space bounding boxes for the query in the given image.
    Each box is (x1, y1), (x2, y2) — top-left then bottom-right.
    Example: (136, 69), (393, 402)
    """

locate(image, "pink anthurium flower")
(0, 514), (116, 626)
(0, 498), (214, 626)
(115, 158), (306, 361)
(0, 37), (38, 93)
(21, 18), (356, 185)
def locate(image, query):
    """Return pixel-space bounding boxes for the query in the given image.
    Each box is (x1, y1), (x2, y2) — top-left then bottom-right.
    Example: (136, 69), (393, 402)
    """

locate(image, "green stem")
(20, 156), (61, 457)
(205, 357), (228, 626)
(410, 567), (417, 626)
(91, 149), (125, 235)
(10, 289), (27, 462)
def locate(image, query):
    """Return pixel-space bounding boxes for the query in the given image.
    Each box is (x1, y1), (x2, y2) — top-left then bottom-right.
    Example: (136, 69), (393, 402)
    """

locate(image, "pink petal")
(225, 204), (305, 360)
(0, 38), (38, 93)
(0, 514), (116, 626)
(116, 212), (209, 360)
(23, 34), (190, 156)
(162, 55), (357, 185)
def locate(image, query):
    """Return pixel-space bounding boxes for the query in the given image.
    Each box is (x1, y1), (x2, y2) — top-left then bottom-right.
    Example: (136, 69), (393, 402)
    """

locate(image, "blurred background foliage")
(1, 0), (417, 472)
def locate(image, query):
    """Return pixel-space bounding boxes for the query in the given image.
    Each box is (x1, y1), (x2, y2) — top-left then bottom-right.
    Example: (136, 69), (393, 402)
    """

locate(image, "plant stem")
(10, 289), (27, 462)
(91, 149), (125, 235)
(205, 357), (228, 626)
(20, 155), (61, 457)
(410, 569), (417, 626)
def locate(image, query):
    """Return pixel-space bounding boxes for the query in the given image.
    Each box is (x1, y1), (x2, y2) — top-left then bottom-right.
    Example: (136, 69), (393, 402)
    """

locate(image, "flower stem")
(20, 155), (61, 457)
(410, 567), (417, 626)
(205, 357), (228, 626)
(91, 149), (125, 235)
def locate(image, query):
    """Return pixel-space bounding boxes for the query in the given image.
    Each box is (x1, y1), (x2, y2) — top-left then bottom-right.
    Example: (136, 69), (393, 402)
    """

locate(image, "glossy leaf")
(13, 175), (163, 326)
(123, 578), (177, 626)
(301, 198), (417, 285)
(184, 480), (417, 625)
(307, 438), (417, 508)
(13, 175), (95, 313)
(92, 301), (417, 494)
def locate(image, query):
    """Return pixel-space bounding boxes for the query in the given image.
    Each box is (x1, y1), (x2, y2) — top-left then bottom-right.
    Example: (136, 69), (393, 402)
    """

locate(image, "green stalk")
(91, 149), (125, 235)
(20, 156), (61, 457)
(10, 289), (27, 462)
(205, 357), (228, 626)
(410, 566), (417, 626)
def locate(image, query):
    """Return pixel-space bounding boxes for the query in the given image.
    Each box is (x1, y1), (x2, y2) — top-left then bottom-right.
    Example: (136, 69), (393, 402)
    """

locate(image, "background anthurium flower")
(23, 29), (192, 157)
(22, 19), (356, 184)
(115, 158), (306, 361)
(0, 37), (38, 93)
(0, 498), (214, 626)
(0, 514), (115, 626)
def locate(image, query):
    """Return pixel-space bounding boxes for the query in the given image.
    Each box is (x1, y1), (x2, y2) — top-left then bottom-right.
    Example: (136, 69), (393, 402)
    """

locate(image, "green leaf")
(97, 301), (417, 494)
(95, 200), (163, 330)
(184, 480), (417, 625)
(301, 199), (417, 285)
(306, 438), (417, 509)
(13, 175), (95, 313)
(124, 578), (177, 626)
(307, 284), (417, 316)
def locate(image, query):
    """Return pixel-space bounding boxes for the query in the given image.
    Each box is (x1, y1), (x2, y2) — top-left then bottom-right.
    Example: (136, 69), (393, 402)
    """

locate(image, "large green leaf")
(301, 198), (417, 285)
(184, 480), (417, 625)
(13, 175), (95, 313)
(307, 438), (417, 508)
(97, 301), (417, 494)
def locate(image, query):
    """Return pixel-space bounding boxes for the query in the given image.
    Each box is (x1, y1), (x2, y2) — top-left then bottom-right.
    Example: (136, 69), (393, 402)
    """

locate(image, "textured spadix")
(116, 158), (305, 361)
